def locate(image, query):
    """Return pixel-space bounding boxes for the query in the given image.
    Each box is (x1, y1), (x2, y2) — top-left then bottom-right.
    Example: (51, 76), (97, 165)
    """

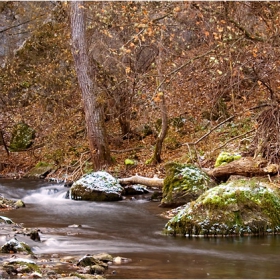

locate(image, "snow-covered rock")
(70, 171), (123, 201)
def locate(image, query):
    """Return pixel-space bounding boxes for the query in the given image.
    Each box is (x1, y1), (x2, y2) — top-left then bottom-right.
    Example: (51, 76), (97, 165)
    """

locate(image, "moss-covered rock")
(3, 258), (40, 274)
(214, 151), (241, 167)
(14, 199), (25, 208)
(25, 161), (54, 179)
(160, 162), (216, 207)
(1, 238), (32, 254)
(164, 179), (280, 237)
(70, 171), (123, 201)
(9, 122), (35, 152)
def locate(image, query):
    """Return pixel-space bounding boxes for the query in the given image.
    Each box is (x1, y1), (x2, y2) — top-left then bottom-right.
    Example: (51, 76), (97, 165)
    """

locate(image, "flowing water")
(1, 179), (280, 279)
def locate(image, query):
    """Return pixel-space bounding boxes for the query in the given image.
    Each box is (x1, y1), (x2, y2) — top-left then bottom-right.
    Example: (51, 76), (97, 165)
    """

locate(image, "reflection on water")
(1, 179), (280, 278)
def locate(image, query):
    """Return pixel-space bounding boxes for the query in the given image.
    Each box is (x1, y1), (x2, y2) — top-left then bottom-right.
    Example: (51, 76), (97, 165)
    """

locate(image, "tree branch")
(0, 14), (45, 34)
(153, 46), (219, 97)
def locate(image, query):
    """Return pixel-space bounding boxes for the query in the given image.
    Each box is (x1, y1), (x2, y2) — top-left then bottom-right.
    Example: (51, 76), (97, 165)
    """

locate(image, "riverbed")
(1, 178), (280, 278)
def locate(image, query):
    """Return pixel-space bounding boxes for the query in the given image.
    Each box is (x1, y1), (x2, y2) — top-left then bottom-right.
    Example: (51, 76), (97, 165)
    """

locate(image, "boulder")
(70, 171), (123, 201)
(160, 162), (216, 207)
(25, 162), (54, 179)
(164, 179), (280, 237)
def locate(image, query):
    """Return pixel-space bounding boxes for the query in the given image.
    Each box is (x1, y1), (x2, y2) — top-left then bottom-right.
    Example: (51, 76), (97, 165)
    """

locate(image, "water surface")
(1, 179), (280, 278)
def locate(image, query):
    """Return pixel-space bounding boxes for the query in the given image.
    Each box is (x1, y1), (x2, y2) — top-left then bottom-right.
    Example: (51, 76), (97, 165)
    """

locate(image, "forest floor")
(0, 86), (260, 182)
(0, 97), (255, 182)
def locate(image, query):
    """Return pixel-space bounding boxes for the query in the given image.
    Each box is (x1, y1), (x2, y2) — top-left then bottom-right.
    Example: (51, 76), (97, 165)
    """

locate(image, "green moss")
(124, 159), (135, 165)
(164, 179), (280, 237)
(35, 161), (51, 168)
(214, 151), (241, 167)
(9, 122), (35, 152)
(161, 162), (216, 206)
(26, 162), (54, 178)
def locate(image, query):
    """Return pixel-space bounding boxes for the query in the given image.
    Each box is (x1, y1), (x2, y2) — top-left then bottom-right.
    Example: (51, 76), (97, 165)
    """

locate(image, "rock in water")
(70, 171), (123, 201)
(1, 238), (32, 254)
(164, 179), (280, 237)
(160, 162), (216, 207)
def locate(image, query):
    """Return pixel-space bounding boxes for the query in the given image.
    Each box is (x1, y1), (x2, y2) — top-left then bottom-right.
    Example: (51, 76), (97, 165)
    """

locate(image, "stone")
(3, 258), (40, 275)
(1, 238), (32, 254)
(70, 171), (123, 201)
(0, 215), (14, 224)
(164, 179), (280, 237)
(25, 162), (54, 179)
(123, 184), (149, 195)
(14, 200), (25, 208)
(92, 253), (113, 263)
(160, 162), (216, 207)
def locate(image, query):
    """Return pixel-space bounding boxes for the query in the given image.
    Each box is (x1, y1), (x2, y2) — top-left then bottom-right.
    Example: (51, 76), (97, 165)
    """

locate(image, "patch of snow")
(72, 171), (123, 194)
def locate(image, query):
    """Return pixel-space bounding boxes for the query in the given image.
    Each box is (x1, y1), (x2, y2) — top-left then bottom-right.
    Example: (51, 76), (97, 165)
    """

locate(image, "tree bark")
(70, 1), (112, 169)
(151, 28), (168, 164)
(207, 157), (278, 181)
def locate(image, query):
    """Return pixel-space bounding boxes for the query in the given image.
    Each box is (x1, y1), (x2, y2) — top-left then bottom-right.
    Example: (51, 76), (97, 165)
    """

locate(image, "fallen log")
(118, 175), (164, 188)
(118, 157), (279, 188)
(206, 157), (279, 181)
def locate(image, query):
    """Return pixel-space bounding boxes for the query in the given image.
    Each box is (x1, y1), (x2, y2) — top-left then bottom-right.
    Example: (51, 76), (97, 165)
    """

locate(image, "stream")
(1, 178), (280, 278)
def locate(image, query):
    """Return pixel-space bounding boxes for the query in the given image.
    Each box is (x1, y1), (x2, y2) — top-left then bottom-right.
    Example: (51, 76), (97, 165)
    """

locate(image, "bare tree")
(70, 1), (112, 169)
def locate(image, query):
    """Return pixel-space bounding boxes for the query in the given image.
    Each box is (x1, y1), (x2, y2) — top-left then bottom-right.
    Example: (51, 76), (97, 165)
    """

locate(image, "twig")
(194, 115), (235, 145)
(213, 129), (255, 152)
(111, 147), (145, 153)
(153, 46), (219, 97)
(0, 14), (45, 34)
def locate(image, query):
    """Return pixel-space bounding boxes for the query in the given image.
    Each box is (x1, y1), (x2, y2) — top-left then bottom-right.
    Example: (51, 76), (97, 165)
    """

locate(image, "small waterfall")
(22, 184), (69, 203)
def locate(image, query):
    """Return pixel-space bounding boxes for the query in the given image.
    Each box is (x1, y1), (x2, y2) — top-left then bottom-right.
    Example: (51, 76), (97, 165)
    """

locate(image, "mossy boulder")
(214, 151), (241, 167)
(25, 162), (54, 179)
(9, 122), (35, 152)
(160, 162), (216, 207)
(164, 179), (280, 237)
(70, 171), (123, 201)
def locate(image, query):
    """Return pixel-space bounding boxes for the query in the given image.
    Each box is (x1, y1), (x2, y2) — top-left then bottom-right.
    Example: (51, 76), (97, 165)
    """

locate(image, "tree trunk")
(70, 1), (112, 169)
(151, 28), (168, 164)
(207, 157), (278, 181)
